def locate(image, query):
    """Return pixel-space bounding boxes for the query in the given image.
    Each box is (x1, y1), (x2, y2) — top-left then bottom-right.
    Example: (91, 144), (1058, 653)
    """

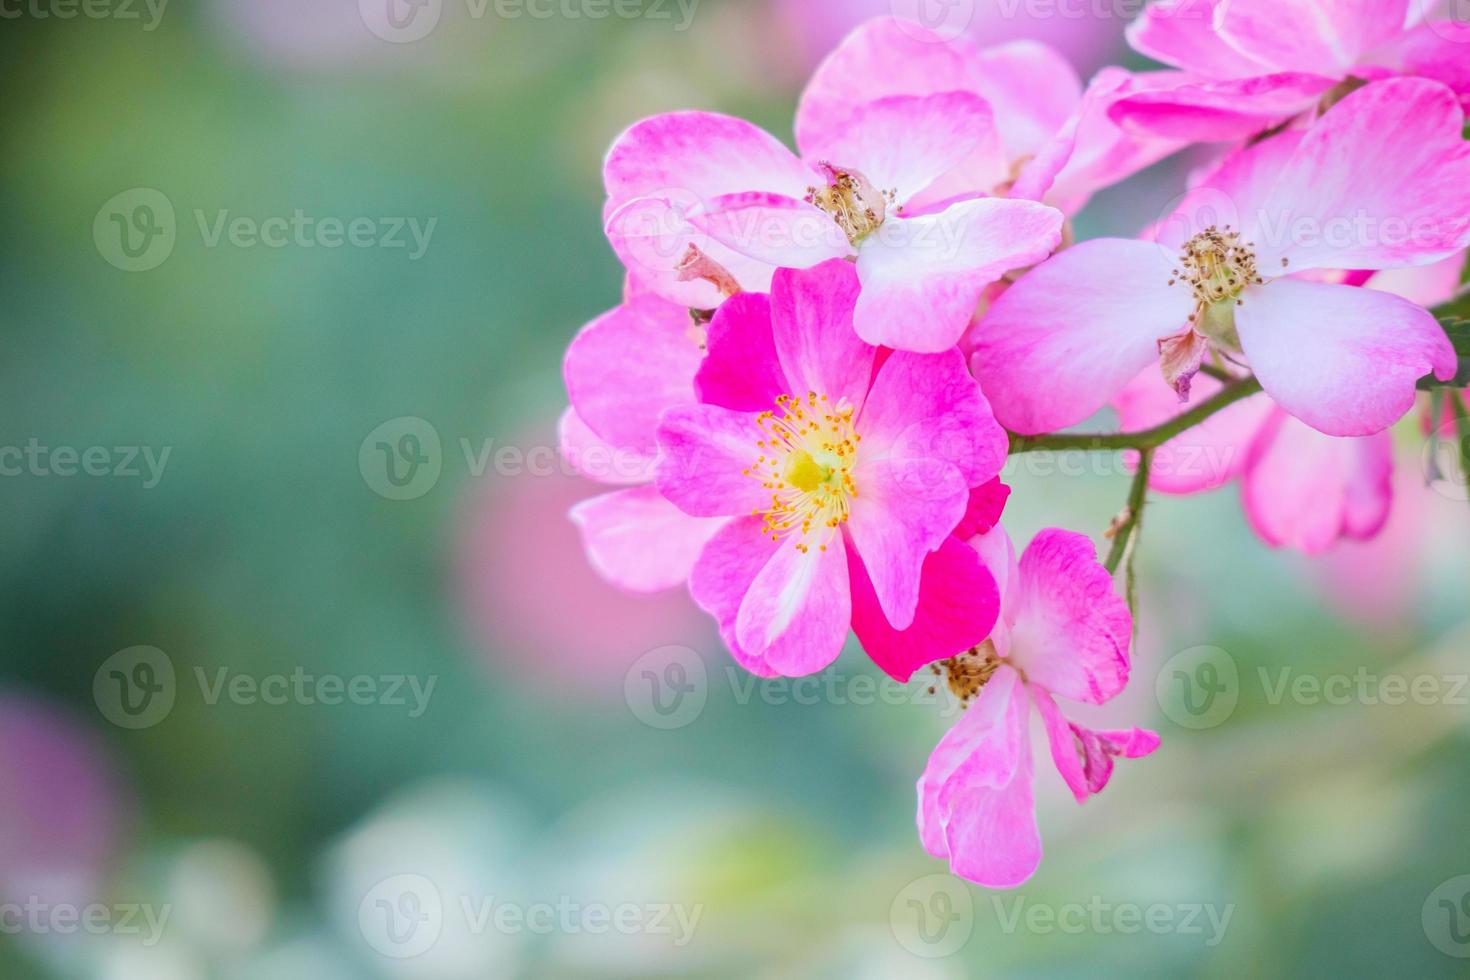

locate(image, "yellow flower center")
(747, 392), (860, 554)
(805, 163), (896, 246)
(1171, 224), (1263, 351)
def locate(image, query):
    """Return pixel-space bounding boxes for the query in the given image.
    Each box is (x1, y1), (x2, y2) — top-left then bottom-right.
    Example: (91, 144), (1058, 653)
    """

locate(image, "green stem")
(1009, 376), (1264, 455)
(1105, 447), (1153, 577)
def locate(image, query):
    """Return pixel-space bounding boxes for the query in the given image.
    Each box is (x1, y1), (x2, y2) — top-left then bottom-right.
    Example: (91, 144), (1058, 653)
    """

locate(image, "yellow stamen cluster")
(806, 164), (896, 246)
(927, 642), (1001, 709)
(1171, 225), (1263, 316)
(745, 392), (860, 554)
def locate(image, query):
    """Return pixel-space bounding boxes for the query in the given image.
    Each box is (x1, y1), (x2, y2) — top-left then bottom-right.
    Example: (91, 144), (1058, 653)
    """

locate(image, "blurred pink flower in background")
(767, 0), (1129, 78)
(0, 694), (132, 911)
(455, 423), (711, 700)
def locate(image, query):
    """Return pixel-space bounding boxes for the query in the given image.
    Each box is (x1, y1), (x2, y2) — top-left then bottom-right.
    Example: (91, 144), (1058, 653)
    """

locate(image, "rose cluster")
(560, 5), (1470, 886)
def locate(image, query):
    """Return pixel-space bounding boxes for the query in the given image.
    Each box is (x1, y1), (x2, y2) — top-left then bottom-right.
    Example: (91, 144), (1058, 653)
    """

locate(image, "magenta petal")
(846, 456), (969, 631)
(1235, 278), (1458, 437)
(854, 198), (1064, 353)
(769, 260), (877, 407)
(971, 238), (1194, 434)
(849, 536), (999, 683)
(1240, 408), (1395, 554)
(734, 536), (850, 676)
(955, 479), (1012, 540)
(655, 405), (769, 517)
(564, 295), (701, 457)
(570, 486), (725, 593)
(1256, 78), (1470, 272)
(1108, 73), (1337, 142)
(1032, 687), (1088, 804)
(859, 349), (1008, 487)
(688, 517), (782, 677)
(1008, 530), (1131, 705)
(694, 292), (791, 412)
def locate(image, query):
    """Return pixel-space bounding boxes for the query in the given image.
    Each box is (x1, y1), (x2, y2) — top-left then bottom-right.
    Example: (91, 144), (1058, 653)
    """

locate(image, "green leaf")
(1419, 316), (1470, 391)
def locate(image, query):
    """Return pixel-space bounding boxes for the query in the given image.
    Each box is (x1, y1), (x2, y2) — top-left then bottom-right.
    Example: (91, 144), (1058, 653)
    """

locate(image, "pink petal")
(1039, 68), (1191, 214)
(845, 456), (970, 631)
(955, 479), (1011, 540)
(1368, 249), (1468, 308)
(654, 405), (769, 516)
(970, 41), (1083, 160)
(604, 110), (813, 210)
(769, 260), (877, 407)
(936, 669), (1042, 888)
(734, 533), (851, 676)
(604, 194), (776, 309)
(688, 517), (782, 677)
(693, 292), (792, 412)
(970, 238), (1194, 434)
(569, 486), (725, 593)
(1381, 21), (1470, 100)
(1256, 78), (1470, 272)
(558, 408), (656, 487)
(1235, 277), (1457, 436)
(801, 92), (1000, 205)
(1008, 530), (1131, 705)
(1215, 0), (1409, 75)
(564, 295), (702, 458)
(917, 664), (1020, 859)
(849, 535), (1000, 683)
(1108, 73), (1337, 142)
(796, 18), (985, 151)
(1125, 0), (1272, 77)
(1112, 370), (1272, 495)
(854, 198), (1064, 353)
(858, 349), (1008, 487)
(1240, 408), (1395, 553)
(1032, 686), (1087, 803)
(1154, 128), (1305, 250)
(690, 191), (852, 269)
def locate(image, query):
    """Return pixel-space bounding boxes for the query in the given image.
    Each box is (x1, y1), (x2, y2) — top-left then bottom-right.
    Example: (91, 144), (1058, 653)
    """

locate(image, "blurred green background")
(2, 1), (1470, 977)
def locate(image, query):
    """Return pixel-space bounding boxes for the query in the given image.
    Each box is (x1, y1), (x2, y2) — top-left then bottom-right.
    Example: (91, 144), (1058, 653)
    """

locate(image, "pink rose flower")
(973, 78), (1467, 438)
(918, 527), (1158, 888)
(1116, 0), (1470, 140)
(655, 259), (1009, 678)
